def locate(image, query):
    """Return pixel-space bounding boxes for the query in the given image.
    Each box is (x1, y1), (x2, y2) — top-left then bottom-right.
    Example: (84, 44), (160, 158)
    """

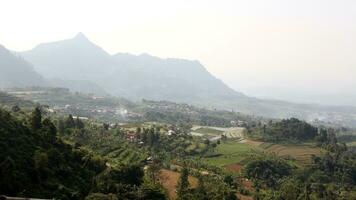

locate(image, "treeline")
(135, 126), (214, 158)
(139, 100), (257, 127)
(0, 91), (34, 108)
(245, 118), (318, 142)
(143, 110), (232, 127)
(174, 166), (238, 200)
(0, 107), (165, 199)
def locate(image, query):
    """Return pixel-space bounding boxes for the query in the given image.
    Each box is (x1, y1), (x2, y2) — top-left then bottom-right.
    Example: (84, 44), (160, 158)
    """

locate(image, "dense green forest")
(245, 118), (318, 142)
(243, 146), (356, 199)
(0, 108), (165, 199)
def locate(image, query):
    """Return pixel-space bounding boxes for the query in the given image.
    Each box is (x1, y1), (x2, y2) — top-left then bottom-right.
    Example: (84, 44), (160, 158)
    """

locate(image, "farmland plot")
(190, 125), (245, 141)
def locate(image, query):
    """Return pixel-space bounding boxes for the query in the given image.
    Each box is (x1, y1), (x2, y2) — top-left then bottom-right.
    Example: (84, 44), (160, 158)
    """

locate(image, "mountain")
(110, 53), (242, 100)
(0, 44), (47, 88)
(18, 33), (356, 126)
(21, 33), (117, 81)
(48, 78), (108, 95)
(20, 33), (245, 102)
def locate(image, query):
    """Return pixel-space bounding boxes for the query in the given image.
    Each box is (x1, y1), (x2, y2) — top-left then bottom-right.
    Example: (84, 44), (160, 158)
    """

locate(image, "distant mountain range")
(0, 33), (355, 126)
(20, 33), (241, 101)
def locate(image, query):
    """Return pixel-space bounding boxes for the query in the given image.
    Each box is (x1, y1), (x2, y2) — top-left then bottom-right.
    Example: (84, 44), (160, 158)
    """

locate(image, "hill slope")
(110, 53), (242, 100)
(0, 45), (47, 88)
(0, 109), (106, 198)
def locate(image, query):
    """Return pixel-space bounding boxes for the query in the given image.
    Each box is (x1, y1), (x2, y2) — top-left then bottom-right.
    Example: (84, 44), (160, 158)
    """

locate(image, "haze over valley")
(0, 33), (355, 127)
(1, 1), (356, 200)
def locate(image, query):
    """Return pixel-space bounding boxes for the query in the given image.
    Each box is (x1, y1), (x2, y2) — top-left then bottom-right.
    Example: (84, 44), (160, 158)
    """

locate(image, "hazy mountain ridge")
(20, 33), (243, 101)
(0, 44), (47, 88)
(110, 52), (241, 100)
(0, 43), (107, 95)
(17, 33), (356, 126)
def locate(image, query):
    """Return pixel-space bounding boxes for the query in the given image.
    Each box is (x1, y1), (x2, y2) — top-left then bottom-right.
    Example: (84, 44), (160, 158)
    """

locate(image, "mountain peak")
(73, 32), (89, 41)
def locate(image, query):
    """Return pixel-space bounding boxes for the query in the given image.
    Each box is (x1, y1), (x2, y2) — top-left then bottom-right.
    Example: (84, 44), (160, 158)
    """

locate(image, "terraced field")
(66, 129), (147, 167)
(202, 137), (322, 169)
(240, 139), (322, 166)
(97, 143), (146, 166)
(259, 143), (322, 166)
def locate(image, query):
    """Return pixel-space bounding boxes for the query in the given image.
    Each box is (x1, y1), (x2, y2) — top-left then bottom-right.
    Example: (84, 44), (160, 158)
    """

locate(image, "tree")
(42, 118), (57, 142)
(195, 175), (208, 200)
(279, 178), (302, 200)
(224, 175), (235, 188)
(136, 127), (142, 134)
(75, 117), (85, 129)
(138, 182), (166, 200)
(33, 150), (49, 183)
(65, 114), (75, 129)
(0, 157), (20, 194)
(11, 105), (20, 112)
(147, 128), (155, 147)
(147, 162), (161, 184)
(103, 123), (109, 130)
(177, 167), (190, 200)
(204, 139), (210, 146)
(245, 158), (292, 188)
(30, 106), (42, 130)
(57, 118), (65, 134)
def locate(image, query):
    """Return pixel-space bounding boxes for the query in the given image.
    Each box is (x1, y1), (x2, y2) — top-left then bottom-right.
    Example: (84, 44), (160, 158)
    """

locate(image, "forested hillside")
(1, 91), (356, 199)
(0, 108), (165, 200)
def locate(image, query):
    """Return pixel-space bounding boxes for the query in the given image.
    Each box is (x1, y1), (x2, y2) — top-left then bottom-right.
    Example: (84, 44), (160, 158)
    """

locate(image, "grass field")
(194, 127), (224, 135)
(203, 141), (259, 167)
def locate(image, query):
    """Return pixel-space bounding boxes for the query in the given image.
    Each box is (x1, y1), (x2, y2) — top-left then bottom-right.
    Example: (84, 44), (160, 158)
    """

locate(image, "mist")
(1, 0), (356, 105)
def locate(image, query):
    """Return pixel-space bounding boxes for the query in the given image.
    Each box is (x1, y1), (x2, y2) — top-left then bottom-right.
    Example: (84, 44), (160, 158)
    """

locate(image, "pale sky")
(1, 0), (356, 105)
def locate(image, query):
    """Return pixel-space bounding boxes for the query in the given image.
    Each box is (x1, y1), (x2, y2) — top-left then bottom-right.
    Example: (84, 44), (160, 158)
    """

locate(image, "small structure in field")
(125, 130), (139, 143)
(146, 156), (154, 164)
(167, 130), (176, 136)
(231, 120), (246, 127)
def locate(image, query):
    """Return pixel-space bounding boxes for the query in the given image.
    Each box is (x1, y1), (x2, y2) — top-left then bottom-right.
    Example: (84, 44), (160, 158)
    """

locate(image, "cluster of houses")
(123, 128), (177, 143)
(230, 120), (246, 127)
(125, 130), (139, 143)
